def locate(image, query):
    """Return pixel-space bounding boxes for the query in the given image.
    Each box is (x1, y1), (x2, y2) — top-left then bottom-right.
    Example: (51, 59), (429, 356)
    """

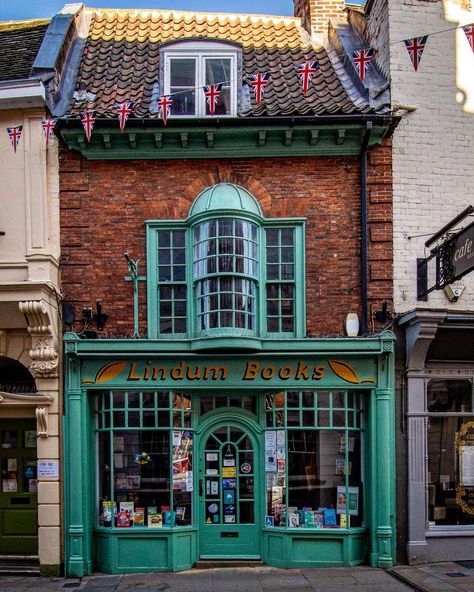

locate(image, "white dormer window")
(162, 41), (239, 117)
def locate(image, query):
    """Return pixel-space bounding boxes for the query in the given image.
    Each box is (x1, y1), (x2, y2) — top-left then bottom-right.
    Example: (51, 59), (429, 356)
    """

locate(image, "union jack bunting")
(116, 102), (134, 132)
(41, 118), (58, 145)
(157, 95), (173, 126)
(81, 110), (95, 142)
(352, 48), (375, 82)
(204, 83), (222, 116)
(249, 73), (269, 107)
(404, 36), (428, 71)
(462, 24), (474, 52)
(6, 126), (22, 153)
(297, 61), (318, 95)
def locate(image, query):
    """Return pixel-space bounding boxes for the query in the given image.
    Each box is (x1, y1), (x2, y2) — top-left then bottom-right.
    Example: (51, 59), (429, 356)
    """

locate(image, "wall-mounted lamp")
(345, 313), (360, 337)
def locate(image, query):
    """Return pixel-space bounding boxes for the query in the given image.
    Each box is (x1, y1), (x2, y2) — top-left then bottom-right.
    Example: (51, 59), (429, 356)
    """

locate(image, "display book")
(101, 502), (185, 527)
(267, 506), (347, 528)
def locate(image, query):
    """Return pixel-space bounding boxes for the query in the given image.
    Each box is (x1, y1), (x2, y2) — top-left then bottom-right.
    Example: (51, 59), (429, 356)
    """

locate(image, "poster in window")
(173, 430), (193, 492)
(24, 431), (36, 448)
(336, 486), (359, 516)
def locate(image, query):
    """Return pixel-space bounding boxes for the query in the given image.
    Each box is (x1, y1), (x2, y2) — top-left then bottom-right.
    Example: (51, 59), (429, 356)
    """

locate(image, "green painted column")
(64, 344), (90, 577)
(374, 387), (394, 567)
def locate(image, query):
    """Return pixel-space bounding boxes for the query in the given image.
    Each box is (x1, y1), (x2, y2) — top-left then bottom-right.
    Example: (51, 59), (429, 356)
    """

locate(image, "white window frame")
(163, 41), (238, 118)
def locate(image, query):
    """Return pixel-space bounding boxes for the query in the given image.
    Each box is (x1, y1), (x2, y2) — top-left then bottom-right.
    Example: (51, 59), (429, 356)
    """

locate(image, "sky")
(0, 0), (364, 21)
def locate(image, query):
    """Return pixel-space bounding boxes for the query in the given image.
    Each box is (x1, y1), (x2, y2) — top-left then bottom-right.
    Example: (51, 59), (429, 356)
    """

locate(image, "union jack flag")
(297, 61), (318, 95)
(157, 95), (173, 126)
(7, 126), (22, 153)
(204, 83), (222, 116)
(404, 36), (428, 71)
(81, 110), (95, 142)
(352, 48), (375, 82)
(116, 102), (134, 132)
(249, 73), (269, 107)
(462, 24), (474, 52)
(42, 118), (58, 145)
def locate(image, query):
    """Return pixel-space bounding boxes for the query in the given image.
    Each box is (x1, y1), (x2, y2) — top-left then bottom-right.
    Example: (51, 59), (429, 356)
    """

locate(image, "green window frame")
(95, 390), (194, 529)
(264, 389), (366, 530)
(146, 215), (305, 340)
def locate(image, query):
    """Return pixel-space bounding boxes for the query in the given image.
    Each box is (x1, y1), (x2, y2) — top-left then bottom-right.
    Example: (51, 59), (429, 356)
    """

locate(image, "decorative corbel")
(19, 300), (59, 378)
(36, 406), (49, 437)
(0, 329), (7, 357)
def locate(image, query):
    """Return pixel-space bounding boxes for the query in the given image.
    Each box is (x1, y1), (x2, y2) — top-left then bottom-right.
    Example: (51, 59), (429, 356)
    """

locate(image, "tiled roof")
(68, 7), (382, 118)
(0, 19), (49, 81)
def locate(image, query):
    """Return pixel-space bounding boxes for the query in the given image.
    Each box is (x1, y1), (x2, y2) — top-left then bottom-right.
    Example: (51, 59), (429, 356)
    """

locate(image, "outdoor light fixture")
(345, 313), (360, 337)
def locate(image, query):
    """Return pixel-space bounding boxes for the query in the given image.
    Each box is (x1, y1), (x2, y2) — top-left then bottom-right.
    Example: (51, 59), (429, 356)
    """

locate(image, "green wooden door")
(198, 420), (261, 559)
(0, 420), (38, 554)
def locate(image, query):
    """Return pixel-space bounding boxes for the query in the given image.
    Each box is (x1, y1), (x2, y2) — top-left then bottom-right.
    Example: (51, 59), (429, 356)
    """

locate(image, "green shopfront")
(63, 340), (396, 575)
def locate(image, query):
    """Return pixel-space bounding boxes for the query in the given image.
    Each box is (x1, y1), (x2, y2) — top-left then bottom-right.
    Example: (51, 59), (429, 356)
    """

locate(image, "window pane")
(205, 59), (231, 85)
(427, 380), (472, 413)
(170, 89), (195, 116)
(170, 58), (196, 86)
(427, 417), (474, 526)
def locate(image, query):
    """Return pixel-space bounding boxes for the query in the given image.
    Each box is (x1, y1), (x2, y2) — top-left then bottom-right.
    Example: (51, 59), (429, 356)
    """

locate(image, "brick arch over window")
(183, 169), (272, 216)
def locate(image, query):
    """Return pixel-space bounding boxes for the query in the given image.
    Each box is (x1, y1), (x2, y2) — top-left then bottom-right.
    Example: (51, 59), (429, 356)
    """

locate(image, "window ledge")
(426, 527), (474, 537)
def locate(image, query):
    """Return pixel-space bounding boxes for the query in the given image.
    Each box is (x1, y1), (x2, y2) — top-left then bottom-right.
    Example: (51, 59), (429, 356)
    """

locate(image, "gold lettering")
(278, 366), (294, 380)
(186, 366), (203, 380)
(295, 361), (310, 380)
(203, 366), (228, 381)
(127, 362), (142, 381)
(144, 360), (152, 381)
(262, 366), (276, 380)
(152, 367), (167, 380)
(170, 361), (185, 380)
(242, 361), (259, 380)
(312, 366), (325, 380)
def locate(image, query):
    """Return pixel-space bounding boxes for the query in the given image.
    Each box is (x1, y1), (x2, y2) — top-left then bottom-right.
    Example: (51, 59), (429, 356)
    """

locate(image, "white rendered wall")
(387, 0), (474, 313)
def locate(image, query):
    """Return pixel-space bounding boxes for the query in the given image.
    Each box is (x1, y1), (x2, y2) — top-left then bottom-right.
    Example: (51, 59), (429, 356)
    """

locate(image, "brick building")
(38, 0), (396, 574)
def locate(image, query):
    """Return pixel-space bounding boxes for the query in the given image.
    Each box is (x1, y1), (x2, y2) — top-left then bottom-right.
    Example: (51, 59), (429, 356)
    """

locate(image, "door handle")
(199, 479), (203, 496)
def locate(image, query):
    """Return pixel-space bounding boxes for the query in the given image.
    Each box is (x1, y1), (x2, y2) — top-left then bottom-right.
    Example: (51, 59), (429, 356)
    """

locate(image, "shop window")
(427, 379), (474, 527)
(162, 42), (238, 117)
(96, 391), (193, 528)
(147, 199), (305, 341)
(200, 395), (257, 416)
(264, 390), (365, 529)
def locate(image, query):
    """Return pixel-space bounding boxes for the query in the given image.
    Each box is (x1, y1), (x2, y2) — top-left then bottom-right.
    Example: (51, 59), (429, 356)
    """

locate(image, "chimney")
(294, 0), (346, 36)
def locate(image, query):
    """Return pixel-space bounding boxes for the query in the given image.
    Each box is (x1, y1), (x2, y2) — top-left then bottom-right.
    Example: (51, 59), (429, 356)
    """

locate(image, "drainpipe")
(360, 121), (372, 336)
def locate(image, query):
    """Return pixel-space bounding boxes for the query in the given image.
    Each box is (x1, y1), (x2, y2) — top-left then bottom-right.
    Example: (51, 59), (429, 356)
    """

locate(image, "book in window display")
(148, 512), (163, 527)
(132, 507), (145, 526)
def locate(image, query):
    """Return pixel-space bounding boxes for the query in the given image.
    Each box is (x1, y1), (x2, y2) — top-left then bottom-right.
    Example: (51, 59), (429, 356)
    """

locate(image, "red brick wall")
(294, 0), (346, 35)
(59, 141), (392, 338)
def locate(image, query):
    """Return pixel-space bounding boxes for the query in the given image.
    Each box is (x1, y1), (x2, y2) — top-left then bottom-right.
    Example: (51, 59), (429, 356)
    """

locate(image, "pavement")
(0, 563), (474, 592)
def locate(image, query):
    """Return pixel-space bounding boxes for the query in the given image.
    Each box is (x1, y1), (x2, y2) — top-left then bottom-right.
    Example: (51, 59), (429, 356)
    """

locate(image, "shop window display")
(96, 390), (193, 528)
(264, 390), (364, 528)
(427, 380), (474, 527)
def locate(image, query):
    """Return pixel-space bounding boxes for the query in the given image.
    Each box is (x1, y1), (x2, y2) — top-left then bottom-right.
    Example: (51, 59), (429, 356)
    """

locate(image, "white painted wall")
(381, 0), (474, 313)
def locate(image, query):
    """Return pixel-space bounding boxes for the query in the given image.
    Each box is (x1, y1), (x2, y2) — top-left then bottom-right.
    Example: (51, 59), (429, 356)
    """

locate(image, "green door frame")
(195, 408), (262, 559)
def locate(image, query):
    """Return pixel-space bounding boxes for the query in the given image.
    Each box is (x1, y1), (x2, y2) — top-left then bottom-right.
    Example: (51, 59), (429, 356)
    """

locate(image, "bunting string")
(4, 20), (474, 148)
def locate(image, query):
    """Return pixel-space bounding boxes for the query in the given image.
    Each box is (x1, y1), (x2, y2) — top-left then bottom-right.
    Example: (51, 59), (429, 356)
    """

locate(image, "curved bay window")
(96, 390), (193, 529)
(146, 183), (306, 342)
(194, 219), (258, 334)
(264, 390), (365, 529)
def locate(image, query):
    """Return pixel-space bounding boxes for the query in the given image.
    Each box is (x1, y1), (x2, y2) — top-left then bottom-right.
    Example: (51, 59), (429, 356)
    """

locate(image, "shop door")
(198, 421), (260, 559)
(0, 420), (38, 554)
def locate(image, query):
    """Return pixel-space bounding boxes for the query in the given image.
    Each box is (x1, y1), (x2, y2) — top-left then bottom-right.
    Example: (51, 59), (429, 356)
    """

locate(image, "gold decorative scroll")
(455, 421), (474, 515)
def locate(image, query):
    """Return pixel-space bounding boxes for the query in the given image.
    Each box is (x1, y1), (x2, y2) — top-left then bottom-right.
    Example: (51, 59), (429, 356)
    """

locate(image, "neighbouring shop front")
(64, 334), (396, 575)
(400, 310), (474, 564)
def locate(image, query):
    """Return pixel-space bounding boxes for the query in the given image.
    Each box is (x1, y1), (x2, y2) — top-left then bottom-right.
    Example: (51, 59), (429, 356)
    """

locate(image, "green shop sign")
(81, 357), (377, 389)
